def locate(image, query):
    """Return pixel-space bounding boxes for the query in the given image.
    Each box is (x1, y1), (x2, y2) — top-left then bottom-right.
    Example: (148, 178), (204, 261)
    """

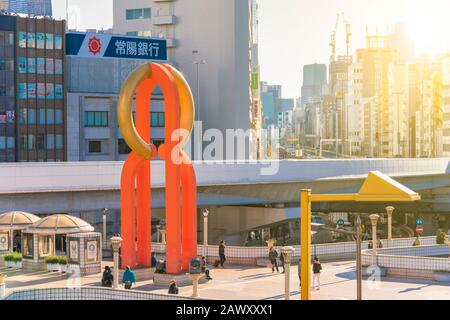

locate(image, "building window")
(126, 31), (139, 36)
(151, 112), (165, 127)
(85, 111), (108, 127)
(36, 32), (45, 49)
(126, 8), (151, 20)
(38, 235), (54, 258)
(22, 234), (33, 259)
(152, 139), (164, 149)
(46, 134), (54, 150)
(46, 33), (53, 49)
(88, 141), (102, 153)
(55, 135), (63, 150)
(118, 139), (131, 155)
(55, 35), (63, 50)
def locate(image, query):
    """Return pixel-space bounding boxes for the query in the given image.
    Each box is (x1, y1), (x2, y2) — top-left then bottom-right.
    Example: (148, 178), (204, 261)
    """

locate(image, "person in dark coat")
(312, 256), (322, 290)
(218, 240), (226, 268)
(151, 253), (157, 268)
(269, 246), (279, 273)
(101, 266), (113, 287)
(168, 280), (179, 294)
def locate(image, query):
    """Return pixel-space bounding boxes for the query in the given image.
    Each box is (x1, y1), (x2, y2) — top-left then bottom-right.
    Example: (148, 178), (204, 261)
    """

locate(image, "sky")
(53, 0), (450, 99)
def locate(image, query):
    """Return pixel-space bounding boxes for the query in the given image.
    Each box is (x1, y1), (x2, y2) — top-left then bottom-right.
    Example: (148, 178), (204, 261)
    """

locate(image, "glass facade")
(14, 16), (66, 162)
(0, 29), (16, 162)
(7, 0), (53, 17)
(126, 8), (151, 20)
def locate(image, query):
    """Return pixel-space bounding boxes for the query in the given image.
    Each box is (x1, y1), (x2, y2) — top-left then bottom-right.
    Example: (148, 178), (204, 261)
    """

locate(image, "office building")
(260, 82), (281, 126)
(0, 14), (65, 162)
(301, 63), (327, 105)
(66, 31), (167, 161)
(442, 56), (450, 157)
(0, 0), (52, 16)
(113, 0), (256, 160)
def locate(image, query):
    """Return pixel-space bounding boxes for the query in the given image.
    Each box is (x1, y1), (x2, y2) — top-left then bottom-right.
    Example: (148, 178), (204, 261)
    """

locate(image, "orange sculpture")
(117, 63), (197, 274)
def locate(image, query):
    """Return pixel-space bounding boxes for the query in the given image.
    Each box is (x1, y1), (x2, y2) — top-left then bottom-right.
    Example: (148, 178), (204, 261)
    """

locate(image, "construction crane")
(329, 12), (352, 61)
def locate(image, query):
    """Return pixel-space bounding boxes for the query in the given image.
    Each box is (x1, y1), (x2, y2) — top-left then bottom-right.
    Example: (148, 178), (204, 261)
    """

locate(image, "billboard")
(66, 32), (167, 61)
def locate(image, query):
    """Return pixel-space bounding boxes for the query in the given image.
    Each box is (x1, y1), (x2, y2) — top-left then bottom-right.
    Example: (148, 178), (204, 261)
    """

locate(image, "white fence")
(151, 236), (437, 265)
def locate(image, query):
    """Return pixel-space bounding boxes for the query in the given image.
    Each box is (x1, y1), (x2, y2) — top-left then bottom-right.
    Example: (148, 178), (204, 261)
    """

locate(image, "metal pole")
(335, 109), (338, 158)
(300, 189), (312, 300)
(285, 262), (290, 300)
(102, 212), (107, 247)
(203, 215), (208, 258)
(356, 215), (362, 300)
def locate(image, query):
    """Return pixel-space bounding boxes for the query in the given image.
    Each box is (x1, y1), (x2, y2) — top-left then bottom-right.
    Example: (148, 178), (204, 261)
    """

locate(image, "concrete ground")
(2, 260), (449, 300)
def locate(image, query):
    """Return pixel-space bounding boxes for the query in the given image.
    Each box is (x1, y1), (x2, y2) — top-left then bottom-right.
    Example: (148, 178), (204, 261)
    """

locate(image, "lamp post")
(202, 209), (209, 258)
(192, 51), (206, 160)
(281, 246), (294, 300)
(385, 206), (394, 241)
(355, 215), (362, 300)
(110, 236), (122, 289)
(369, 214), (380, 265)
(102, 208), (108, 248)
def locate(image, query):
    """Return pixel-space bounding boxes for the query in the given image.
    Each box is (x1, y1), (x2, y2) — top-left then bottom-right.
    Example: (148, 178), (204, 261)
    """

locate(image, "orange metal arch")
(119, 63), (197, 275)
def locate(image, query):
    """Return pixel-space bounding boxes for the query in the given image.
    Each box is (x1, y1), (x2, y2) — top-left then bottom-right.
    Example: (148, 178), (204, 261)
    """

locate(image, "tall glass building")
(1, 0), (52, 17)
(0, 14), (66, 162)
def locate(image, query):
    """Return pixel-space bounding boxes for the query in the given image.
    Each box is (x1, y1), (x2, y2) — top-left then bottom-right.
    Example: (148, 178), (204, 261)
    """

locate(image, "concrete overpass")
(1, 158), (450, 214)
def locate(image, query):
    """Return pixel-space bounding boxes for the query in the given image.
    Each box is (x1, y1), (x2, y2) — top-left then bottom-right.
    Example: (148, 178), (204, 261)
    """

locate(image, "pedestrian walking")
(378, 239), (384, 248)
(151, 253), (157, 267)
(368, 240), (373, 249)
(168, 280), (179, 294)
(101, 266), (113, 288)
(312, 256), (322, 290)
(122, 265), (136, 290)
(218, 240), (226, 268)
(269, 246), (279, 273)
(298, 258), (301, 285)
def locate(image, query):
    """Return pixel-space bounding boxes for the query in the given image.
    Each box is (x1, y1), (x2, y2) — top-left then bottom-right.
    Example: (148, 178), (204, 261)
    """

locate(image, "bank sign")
(66, 32), (167, 61)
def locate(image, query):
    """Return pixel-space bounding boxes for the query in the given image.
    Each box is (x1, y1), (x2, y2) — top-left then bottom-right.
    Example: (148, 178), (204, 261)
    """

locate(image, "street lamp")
(369, 214), (380, 264)
(102, 208), (108, 248)
(385, 206), (394, 241)
(300, 171), (420, 300)
(355, 215), (362, 300)
(281, 246), (294, 300)
(202, 209), (209, 258)
(192, 51), (206, 161)
(110, 236), (122, 288)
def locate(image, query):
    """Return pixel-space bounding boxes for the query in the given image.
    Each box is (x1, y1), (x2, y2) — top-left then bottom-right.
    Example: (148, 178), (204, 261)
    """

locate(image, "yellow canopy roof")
(356, 171), (421, 202)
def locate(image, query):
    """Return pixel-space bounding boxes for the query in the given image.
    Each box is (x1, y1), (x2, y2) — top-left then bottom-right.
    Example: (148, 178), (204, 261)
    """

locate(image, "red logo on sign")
(88, 36), (102, 55)
(416, 226), (424, 234)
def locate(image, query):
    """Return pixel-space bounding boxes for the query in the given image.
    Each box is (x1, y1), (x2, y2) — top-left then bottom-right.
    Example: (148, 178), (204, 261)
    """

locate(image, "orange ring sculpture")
(118, 63), (197, 274)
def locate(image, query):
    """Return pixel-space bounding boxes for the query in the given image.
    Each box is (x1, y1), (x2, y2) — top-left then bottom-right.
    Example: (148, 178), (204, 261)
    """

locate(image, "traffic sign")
(416, 225), (424, 234)
(337, 219), (345, 227)
(416, 217), (424, 226)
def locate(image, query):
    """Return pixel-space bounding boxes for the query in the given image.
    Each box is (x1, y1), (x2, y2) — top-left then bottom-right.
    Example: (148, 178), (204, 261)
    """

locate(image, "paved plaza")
(2, 260), (449, 300)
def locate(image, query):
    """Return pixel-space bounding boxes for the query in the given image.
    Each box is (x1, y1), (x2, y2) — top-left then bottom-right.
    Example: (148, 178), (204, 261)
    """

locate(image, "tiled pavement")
(2, 260), (449, 300)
